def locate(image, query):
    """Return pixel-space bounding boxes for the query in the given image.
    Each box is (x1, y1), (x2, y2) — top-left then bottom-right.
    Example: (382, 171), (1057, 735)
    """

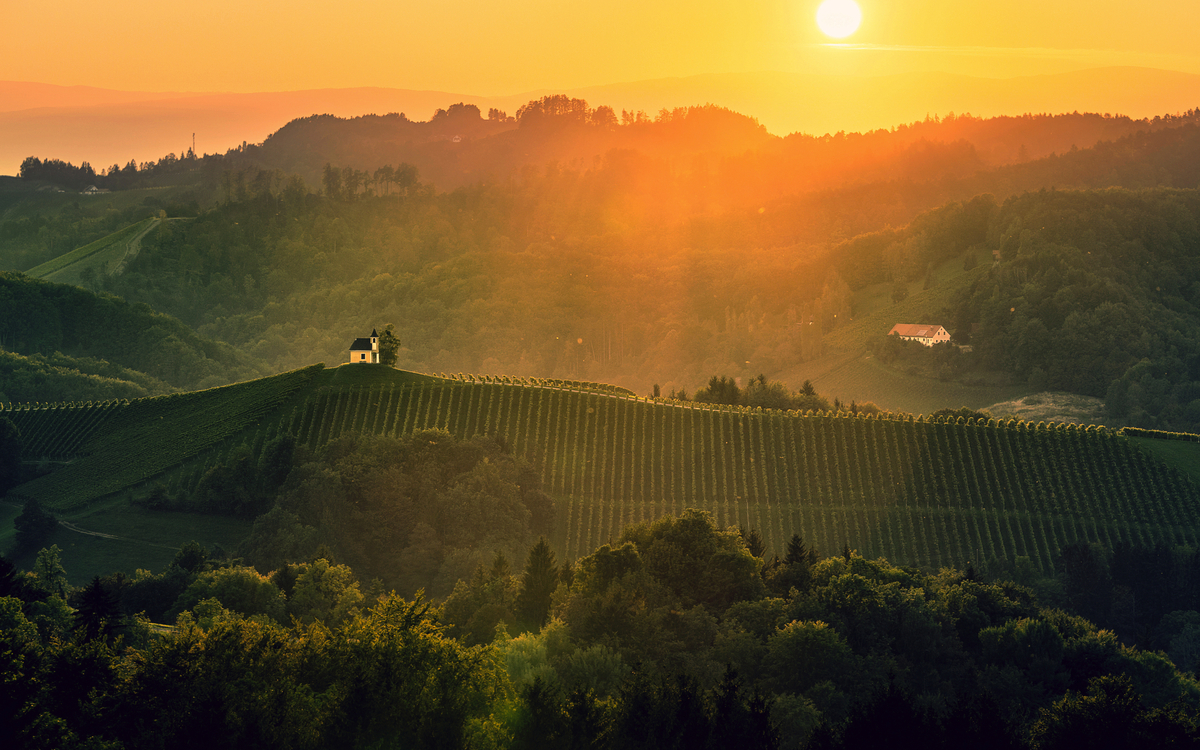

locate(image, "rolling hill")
(6, 364), (1198, 581)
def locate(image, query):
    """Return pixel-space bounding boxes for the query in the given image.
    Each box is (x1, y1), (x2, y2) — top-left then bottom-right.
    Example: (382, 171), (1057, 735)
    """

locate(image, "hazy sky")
(6, 0), (1199, 93)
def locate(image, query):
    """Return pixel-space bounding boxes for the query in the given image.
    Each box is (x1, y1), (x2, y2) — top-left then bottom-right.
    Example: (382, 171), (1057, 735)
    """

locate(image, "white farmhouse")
(888, 323), (951, 347)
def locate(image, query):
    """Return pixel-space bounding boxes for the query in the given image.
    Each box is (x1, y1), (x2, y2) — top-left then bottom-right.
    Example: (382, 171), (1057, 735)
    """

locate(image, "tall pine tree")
(516, 538), (559, 632)
(74, 575), (121, 642)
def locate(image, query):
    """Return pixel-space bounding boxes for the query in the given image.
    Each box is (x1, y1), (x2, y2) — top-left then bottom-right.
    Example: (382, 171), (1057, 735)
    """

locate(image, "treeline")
(18, 149), (205, 192)
(1057, 541), (1200, 659)
(89, 161), (958, 393)
(0, 545), (504, 749)
(7, 508), (1200, 748)
(23, 95), (1200, 202)
(0, 348), (171, 404)
(952, 189), (1200, 430)
(11, 106), (1200, 408)
(95, 160), (1200, 424)
(221, 97), (1200, 199)
(824, 186), (1200, 430)
(670, 374), (843, 414)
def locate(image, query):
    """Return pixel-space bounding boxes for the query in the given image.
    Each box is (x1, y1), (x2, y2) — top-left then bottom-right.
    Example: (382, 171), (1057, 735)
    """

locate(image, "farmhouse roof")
(349, 338), (373, 351)
(889, 324), (944, 338)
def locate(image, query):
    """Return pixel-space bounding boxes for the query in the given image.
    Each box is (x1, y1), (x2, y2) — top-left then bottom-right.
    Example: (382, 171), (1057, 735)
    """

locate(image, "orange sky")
(5, 0), (1199, 94)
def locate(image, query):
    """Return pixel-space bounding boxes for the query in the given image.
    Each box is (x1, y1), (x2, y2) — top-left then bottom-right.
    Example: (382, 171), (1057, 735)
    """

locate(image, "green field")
(770, 256), (1014, 415)
(828, 260), (991, 354)
(9, 366), (1200, 580)
(777, 352), (1026, 415)
(24, 217), (156, 284)
(2, 497), (252, 586)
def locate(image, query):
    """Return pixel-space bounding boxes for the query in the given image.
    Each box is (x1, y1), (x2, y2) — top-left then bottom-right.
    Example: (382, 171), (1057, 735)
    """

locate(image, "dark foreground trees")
(7, 507), (1200, 748)
(3, 593), (499, 750)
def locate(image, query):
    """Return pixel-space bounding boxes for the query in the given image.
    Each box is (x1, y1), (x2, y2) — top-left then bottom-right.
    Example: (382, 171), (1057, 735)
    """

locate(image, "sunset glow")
(2, 1), (1199, 94)
(2, 1), (1200, 175)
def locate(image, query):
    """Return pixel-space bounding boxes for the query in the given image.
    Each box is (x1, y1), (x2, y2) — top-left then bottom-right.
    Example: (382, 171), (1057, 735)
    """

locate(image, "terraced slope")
(10, 366), (1198, 574)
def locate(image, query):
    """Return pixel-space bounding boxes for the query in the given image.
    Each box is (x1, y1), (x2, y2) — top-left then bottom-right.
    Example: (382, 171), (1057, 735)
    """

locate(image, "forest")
(2, 351), (1198, 745)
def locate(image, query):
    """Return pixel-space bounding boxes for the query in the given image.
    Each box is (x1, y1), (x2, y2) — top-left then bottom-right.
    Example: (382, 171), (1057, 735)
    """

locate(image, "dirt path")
(111, 217), (159, 274)
(58, 519), (181, 551)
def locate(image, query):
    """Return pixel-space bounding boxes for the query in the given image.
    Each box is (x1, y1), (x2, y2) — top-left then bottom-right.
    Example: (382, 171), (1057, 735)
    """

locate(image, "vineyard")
(8, 365), (1200, 574)
(4, 364), (323, 510)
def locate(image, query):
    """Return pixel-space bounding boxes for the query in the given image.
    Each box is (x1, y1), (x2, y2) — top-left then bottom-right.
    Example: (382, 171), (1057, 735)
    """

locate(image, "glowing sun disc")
(816, 0), (862, 39)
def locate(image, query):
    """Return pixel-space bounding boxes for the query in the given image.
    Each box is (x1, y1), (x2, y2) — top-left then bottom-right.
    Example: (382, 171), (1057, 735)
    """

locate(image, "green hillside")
(0, 272), (264, 397)
(825, 261), (991, 355)
(8, 366), (1199, 578)
(25, 217), (156, 284)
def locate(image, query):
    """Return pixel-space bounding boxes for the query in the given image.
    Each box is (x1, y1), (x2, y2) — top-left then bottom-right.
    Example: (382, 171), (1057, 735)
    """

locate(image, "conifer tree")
(0, 554), (22, 599)
(516, 538), (559, 631)
(769, 534), (819, 594)
(490, 550), (511, 580)
(74, 575), (121, 642)
(740, 527), (766, 558)
(784, 534), (817, 568)
(13, 497), (56, 554)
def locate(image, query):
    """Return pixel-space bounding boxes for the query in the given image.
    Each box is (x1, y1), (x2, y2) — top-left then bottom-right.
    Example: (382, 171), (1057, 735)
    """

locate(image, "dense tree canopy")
(238, 430), (555, 597)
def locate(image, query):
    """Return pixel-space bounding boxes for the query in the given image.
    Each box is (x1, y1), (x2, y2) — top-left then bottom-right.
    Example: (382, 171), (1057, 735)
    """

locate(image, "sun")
(816, 0), (862, 39)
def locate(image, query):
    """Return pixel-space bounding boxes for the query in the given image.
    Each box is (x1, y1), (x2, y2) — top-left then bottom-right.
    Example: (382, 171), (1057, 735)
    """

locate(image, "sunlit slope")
(12, 368), (1198, 574)
(825, 263), (990, 355)
(25, 217), (156, 284)
(775, 262), (1023, 414)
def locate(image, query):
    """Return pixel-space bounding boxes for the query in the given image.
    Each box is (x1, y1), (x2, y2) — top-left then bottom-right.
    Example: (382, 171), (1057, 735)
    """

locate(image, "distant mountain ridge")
(4, 66), (1200, 177)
